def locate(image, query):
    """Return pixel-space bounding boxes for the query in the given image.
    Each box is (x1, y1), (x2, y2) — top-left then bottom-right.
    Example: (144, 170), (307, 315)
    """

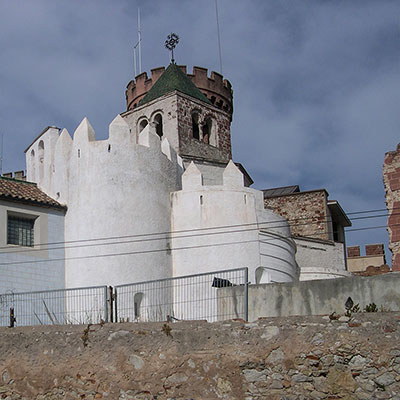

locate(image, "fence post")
(107, 286), (114, 323)
(103, 286), (108, 323)
(9, 307), (16, 328)
(114, 288), (118, 323)
(244, 268), (249, 322)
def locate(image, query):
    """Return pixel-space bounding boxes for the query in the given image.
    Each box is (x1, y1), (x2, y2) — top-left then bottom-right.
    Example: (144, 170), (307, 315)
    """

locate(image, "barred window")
(7, 216), (34, 247)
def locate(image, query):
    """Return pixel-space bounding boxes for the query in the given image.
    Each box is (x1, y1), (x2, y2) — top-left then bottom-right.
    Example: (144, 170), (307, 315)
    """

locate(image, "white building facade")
(20, 63), (300, 295)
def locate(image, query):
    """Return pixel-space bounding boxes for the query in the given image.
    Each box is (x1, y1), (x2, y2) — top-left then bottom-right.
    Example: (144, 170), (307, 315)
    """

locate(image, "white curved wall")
(26, 116), (183, 289)
(171, 162), (299, 284)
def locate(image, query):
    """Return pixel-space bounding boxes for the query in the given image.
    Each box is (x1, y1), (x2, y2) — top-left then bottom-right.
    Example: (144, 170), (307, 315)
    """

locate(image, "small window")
(139, 119), (148, 133)
(38, 140), (44, 181)
(192, 113), (200, 140)
(154, 114), (163, 138)
(204, 117), (217, 146)
(202, 118), (212, 144)
(7, 216), (35, 247)
(30, 149), (35, 181)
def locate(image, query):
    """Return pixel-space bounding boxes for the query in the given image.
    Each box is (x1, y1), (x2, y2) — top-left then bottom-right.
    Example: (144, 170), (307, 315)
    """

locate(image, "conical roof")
(139, 63), (212, 106)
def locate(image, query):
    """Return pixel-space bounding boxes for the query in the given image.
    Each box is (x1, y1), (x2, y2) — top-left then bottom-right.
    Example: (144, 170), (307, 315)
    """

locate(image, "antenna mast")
(215, 0), (223, 74)
(138, 8), (142, 74)
(133, 8), (142, 78)
(0, 133), (3, 176)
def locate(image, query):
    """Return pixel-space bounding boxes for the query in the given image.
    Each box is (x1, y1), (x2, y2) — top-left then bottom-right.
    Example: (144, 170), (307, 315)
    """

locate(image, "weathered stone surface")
(0, 313), (399, 399)
(349, 355), (368, 369)
(242, 369), (266, 383)
(375, 372), (396, 387)
(267, 348), (285, 363)
(128, 354), (144, 370)
(327, 367), (357, 394)
(261, 325), (279, 340)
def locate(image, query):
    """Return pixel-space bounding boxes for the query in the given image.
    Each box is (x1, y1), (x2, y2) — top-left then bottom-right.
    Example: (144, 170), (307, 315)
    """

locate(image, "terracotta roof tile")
(0, 177), (65, 210)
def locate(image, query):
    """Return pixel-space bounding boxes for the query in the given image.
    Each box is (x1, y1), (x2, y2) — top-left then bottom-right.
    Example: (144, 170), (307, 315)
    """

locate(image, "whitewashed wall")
(170, 161), (299, 285)
(0, 200), (65, 294)
(295, 237), (350, 280)
(25, 116), (183, 289)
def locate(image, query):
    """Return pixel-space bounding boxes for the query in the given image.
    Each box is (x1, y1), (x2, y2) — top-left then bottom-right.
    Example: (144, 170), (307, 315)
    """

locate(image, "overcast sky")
(1, 0), (399, 259)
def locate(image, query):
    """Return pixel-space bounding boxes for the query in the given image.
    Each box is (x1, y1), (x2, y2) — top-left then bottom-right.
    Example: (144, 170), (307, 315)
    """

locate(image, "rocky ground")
(0, 312), (399, 399)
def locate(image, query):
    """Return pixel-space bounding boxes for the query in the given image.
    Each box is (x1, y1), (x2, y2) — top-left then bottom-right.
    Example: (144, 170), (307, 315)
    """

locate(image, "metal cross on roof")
(165, 33), (179, 64)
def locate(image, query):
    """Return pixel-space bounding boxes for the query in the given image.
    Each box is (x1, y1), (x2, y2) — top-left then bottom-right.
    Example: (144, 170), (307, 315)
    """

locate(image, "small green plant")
(376, 382), (386, 391)
(364, 303), (378, 313)
(345, 303), (360, 317)
(351, 303), (360, 313)
(162, 323), (172, 337)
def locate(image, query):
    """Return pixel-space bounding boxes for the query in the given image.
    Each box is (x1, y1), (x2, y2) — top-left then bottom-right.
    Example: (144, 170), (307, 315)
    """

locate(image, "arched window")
(30, 149), (35, 182)
(154, 114), (163, 139)
(203, 117), (217, 146)
(134, 292), (144, 319)
(202, 118), (212, 144)
(38, 141), (44, 181)
(139, 119), (148, 133)
(192, 113), (200, 140)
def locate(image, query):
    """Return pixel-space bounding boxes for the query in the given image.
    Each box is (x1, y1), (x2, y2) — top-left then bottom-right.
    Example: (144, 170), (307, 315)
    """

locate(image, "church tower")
(122, 63), (235, 183)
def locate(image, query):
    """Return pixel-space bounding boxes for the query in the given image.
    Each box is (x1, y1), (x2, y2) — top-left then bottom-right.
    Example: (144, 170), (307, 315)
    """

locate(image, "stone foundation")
(1, 313), (400, 399)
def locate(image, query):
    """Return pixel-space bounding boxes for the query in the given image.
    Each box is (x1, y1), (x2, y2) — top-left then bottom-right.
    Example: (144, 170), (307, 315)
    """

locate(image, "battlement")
(347, 244), (385, 258)
(126, 65), (233, 115)
(182, 161), (244, 191)
(25, 115), (183, 203)
(2, 170), (26, 181)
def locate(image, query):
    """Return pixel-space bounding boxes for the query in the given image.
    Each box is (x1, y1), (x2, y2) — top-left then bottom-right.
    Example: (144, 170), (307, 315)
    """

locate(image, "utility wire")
(0, 205), (394, 255)
(0, 209), (391, 256)
(0, 219), (396, 267)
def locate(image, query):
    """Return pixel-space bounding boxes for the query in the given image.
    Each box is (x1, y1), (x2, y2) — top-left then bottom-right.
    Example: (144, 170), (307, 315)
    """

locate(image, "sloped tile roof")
(263, 185), (300, 198)
(139, 63), (212, 106)
(0, 177), (66, 210)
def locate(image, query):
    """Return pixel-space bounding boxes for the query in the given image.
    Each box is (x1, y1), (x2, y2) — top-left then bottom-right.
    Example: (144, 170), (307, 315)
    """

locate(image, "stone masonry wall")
(264, 190), (329, 240)
(1, 313), (400, 399)
(177, 94), (232, 163)
(383, 144), (400, 270)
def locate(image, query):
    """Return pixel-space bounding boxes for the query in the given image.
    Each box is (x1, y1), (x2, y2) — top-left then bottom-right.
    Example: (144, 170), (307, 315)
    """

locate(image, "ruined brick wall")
(264, 190), (330, 240)
(383, 144), (400, 270)
(176, 94), (232, 163)
(1, 313), (400, 399)
(347, 244), (387, 273)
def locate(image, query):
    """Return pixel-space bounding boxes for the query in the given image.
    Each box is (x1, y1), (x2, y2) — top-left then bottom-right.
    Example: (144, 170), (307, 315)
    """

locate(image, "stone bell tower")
(121, 63), (234, 171)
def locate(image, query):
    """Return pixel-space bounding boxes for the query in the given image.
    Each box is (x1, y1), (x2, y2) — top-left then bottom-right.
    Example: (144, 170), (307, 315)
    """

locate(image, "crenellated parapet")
(25, 115), (183, 204)
(126, 65), (233, 115)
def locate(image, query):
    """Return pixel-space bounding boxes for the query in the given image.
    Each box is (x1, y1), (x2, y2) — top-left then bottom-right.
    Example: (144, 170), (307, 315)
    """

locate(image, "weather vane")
(165, 33), (179, 64)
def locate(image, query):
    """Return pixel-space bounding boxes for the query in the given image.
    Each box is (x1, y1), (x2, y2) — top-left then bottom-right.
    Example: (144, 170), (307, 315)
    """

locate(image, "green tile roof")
(139, 63), (212, 106)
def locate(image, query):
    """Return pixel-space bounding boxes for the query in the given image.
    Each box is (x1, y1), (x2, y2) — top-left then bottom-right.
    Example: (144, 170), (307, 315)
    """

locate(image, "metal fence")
(114, 268), (248, 323)
(0, 285), (109, 327)
(0, 268), (248, 327)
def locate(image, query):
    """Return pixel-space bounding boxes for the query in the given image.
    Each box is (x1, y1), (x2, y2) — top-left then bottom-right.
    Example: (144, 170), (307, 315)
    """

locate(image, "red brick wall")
(264, 190), (329, 240)
(383, 144), (400, 270)
(347, 246), (360, 257)
(365, 244), (384, 256)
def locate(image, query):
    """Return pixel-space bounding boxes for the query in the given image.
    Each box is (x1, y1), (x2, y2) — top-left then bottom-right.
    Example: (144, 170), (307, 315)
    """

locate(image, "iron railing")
(0, 285), (109, 327)
(0, 268), (248, 327)
(114, 268), (248, 323)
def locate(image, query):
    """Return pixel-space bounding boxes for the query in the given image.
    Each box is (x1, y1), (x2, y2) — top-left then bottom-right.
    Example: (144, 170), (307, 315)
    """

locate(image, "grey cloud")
(0, 0), (399, 258)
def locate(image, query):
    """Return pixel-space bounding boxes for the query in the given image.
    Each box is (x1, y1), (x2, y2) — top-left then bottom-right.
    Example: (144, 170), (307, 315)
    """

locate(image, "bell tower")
(121, 63), (234, 168)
